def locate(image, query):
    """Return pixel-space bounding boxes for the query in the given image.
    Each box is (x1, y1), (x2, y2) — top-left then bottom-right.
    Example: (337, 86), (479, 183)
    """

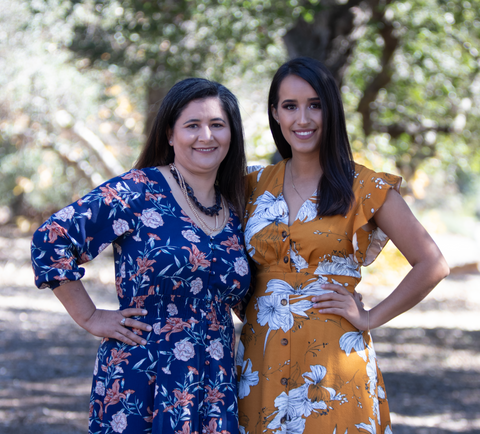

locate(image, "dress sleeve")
(245, 166), (264, 195)
(351, 164), (402, 267)
(31, 170), (146, 290)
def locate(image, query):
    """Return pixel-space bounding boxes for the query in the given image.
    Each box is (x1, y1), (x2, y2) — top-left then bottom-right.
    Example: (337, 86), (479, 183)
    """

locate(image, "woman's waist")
(254, 270), (360, 294)
(118, 292), (234, 321)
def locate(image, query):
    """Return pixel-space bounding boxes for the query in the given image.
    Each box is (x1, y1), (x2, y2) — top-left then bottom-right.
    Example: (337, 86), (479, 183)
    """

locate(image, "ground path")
(1, 226), (479, 433)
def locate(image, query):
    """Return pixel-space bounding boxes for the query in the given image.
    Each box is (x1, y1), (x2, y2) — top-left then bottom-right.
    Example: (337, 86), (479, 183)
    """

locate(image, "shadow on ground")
(1, 225), (479, 433)
(1, 316), (479, 433)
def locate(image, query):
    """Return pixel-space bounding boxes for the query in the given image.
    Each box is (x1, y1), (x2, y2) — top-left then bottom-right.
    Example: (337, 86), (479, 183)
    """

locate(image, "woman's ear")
(271, 106), (280, 124)
(167, 128), (173, 145)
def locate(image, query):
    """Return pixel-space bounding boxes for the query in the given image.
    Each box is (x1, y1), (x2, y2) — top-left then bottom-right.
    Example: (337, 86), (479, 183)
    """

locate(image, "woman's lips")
(293, 130), (315, 139)
(194, 147), (217, 152)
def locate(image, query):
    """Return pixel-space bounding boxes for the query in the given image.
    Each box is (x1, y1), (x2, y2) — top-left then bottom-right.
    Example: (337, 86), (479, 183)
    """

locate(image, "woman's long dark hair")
(268, 57), (354, 217)
(135, 78), (246, 217)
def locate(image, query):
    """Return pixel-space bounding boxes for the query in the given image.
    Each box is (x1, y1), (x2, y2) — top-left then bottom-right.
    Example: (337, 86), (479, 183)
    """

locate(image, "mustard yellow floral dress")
(236, 160), (401, 434)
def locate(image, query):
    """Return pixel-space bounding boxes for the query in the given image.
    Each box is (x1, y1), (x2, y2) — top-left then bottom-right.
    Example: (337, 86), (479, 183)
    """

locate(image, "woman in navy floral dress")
(31, 78), (251, 434)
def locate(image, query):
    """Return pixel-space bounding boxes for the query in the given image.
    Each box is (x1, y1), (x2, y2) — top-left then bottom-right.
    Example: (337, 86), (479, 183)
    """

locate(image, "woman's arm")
(54, 280), (152, 346)
(312, 189), (450, 330)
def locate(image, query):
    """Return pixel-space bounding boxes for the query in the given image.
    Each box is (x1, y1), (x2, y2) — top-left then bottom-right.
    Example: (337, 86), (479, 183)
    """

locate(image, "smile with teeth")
(294, 130), (315, 139)
(194, 147), (217, 152)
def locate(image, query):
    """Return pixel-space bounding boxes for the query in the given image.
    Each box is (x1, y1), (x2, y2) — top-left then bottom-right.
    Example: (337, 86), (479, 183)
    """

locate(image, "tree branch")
(357, 0), (399, 136)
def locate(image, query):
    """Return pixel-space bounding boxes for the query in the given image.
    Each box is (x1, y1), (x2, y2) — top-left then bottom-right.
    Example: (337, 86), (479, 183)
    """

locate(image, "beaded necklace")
(169, 163), (222, 216)
(169, 163), (228, 235)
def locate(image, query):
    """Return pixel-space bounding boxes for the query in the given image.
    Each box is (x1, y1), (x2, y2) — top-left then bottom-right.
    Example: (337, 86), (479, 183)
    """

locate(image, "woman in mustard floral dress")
(236, 58), (449, 433)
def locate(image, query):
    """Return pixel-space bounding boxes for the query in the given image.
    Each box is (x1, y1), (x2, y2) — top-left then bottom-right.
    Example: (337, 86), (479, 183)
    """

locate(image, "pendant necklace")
(289, 160), (309, 202)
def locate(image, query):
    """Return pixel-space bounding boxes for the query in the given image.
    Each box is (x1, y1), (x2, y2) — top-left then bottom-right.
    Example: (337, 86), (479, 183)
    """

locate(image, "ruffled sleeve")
(30, 169), (153, 290)
(351, 164), (402, 267)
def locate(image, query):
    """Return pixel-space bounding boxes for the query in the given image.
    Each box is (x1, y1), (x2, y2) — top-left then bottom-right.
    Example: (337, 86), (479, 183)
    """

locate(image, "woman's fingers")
(118, 327), (148, 346)
(117, 309), (152, 345)
(310, 283), (369, 330)
(119, 308), (152, 333)
(84, 309), (151, 346)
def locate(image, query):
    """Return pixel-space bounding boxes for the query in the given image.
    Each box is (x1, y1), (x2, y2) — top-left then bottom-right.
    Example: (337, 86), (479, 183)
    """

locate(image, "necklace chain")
(289, 160), (308, 202)
(169, 164), (228, 235)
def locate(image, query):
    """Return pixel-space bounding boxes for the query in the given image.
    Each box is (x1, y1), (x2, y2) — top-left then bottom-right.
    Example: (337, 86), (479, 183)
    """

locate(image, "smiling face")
(169, 97), (231, 177)
(271, 74), (323, 158)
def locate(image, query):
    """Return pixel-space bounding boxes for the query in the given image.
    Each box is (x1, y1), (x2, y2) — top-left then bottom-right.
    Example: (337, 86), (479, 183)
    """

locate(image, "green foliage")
(0, 0), (146, 223)
(46, 0), (289, 87)
(343, 0), (480, 209)
(1, 0), (480, 225)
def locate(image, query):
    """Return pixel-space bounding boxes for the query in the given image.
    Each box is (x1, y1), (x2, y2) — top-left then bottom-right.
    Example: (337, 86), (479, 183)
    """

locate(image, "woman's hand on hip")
(84, 308), (152, 346)
(312, 283), (369, 331)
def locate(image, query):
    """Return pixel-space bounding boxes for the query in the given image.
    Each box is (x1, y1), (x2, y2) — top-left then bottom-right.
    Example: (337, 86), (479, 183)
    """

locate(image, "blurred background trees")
(1, 0), (479, 230)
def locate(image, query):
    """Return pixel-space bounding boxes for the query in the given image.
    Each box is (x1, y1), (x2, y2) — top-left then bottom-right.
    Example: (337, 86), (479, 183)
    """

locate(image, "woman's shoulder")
(103, 167), (167, 194)
(352, 162), (402, 193)
(118, 166), (164, 184)
(246, 159), (287, 186)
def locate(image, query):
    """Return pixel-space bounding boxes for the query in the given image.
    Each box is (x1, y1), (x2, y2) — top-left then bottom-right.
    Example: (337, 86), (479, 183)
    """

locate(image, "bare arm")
(53, 280), (152, 346)
(312, 189), (450, 330)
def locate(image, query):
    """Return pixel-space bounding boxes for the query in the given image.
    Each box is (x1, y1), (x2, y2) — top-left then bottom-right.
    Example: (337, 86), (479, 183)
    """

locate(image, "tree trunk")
(283, 0), (379, 85)
(145, 85), (168, 138)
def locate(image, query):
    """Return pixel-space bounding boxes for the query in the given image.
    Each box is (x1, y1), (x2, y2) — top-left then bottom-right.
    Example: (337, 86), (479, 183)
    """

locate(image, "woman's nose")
(297, 108), (310, 125)
(198, 126), (213, 142)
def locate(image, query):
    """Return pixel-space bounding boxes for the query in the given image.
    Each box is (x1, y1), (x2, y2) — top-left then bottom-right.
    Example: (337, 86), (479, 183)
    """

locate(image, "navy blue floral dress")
(31, 167), (251, 434)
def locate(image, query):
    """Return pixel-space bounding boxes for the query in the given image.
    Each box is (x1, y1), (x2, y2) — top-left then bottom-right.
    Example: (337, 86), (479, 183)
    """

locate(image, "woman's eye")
(282, 104), (296, 110)
(212, 123), (224, 128)
(310, 103), (321, 109)
(186, 124), (198, 129)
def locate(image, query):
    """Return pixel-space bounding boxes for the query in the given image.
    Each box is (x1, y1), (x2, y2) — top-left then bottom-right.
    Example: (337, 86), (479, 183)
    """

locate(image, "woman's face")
(169, 97), (231, 177)
(272, 74), (323, 158)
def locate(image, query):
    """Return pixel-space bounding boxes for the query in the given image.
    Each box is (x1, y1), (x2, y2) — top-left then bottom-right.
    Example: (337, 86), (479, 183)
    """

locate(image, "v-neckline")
(152, 167), (230, 238)
(281, 159), (316, 227)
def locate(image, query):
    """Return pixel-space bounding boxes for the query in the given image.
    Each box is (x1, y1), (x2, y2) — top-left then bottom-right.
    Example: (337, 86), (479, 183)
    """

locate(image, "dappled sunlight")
(391, 414), (480, 432)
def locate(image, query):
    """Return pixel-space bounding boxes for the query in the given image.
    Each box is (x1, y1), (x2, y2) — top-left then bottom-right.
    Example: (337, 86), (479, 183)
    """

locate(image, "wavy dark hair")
(268, 57), (354, 216)
(135, 77), (246, 217)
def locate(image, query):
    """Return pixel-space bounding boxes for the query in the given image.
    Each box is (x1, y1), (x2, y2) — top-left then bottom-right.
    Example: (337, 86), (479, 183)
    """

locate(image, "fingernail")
(142, 310), (147, 314)
(147, 326), (152, 331)
(141, 340), (147, 345)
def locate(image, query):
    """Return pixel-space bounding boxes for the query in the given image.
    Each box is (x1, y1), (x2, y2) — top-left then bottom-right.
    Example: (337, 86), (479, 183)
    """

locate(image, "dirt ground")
(1, 225), (480, 433)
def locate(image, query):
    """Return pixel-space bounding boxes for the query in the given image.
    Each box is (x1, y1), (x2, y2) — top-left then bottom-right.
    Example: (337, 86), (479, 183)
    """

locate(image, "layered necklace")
(169, 163), (228, 235)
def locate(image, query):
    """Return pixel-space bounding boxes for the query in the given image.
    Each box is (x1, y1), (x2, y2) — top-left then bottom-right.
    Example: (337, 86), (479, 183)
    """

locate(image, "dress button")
(280, 377), (288, 386)
(282, 230), (287, 238)
(205, 360), (210, 365)
(281, 338), (288, 346)
(283, 256), (289, 263)
(212, 258), (217, 262)
(280, 417), (286, 424)
(281, 299), (288, 306)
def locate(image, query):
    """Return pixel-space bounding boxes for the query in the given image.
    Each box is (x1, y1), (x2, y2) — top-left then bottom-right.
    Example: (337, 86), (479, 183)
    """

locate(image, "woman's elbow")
(435, 255), (450, 281)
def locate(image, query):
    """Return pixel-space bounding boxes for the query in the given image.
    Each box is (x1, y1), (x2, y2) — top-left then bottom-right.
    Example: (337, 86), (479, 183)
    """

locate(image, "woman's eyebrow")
(183, 117), (225, 125)
(281, 97), (320, 104)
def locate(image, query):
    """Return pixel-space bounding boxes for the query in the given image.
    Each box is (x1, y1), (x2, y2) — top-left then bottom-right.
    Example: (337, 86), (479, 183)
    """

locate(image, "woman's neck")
(289, 153), (322, 183)
(172, 162), (217, 205)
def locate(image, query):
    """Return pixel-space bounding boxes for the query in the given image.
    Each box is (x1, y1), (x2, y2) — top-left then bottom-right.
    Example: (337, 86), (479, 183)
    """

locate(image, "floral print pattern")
(31, 167), (251, 434)
(237, 160), (401, 433)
